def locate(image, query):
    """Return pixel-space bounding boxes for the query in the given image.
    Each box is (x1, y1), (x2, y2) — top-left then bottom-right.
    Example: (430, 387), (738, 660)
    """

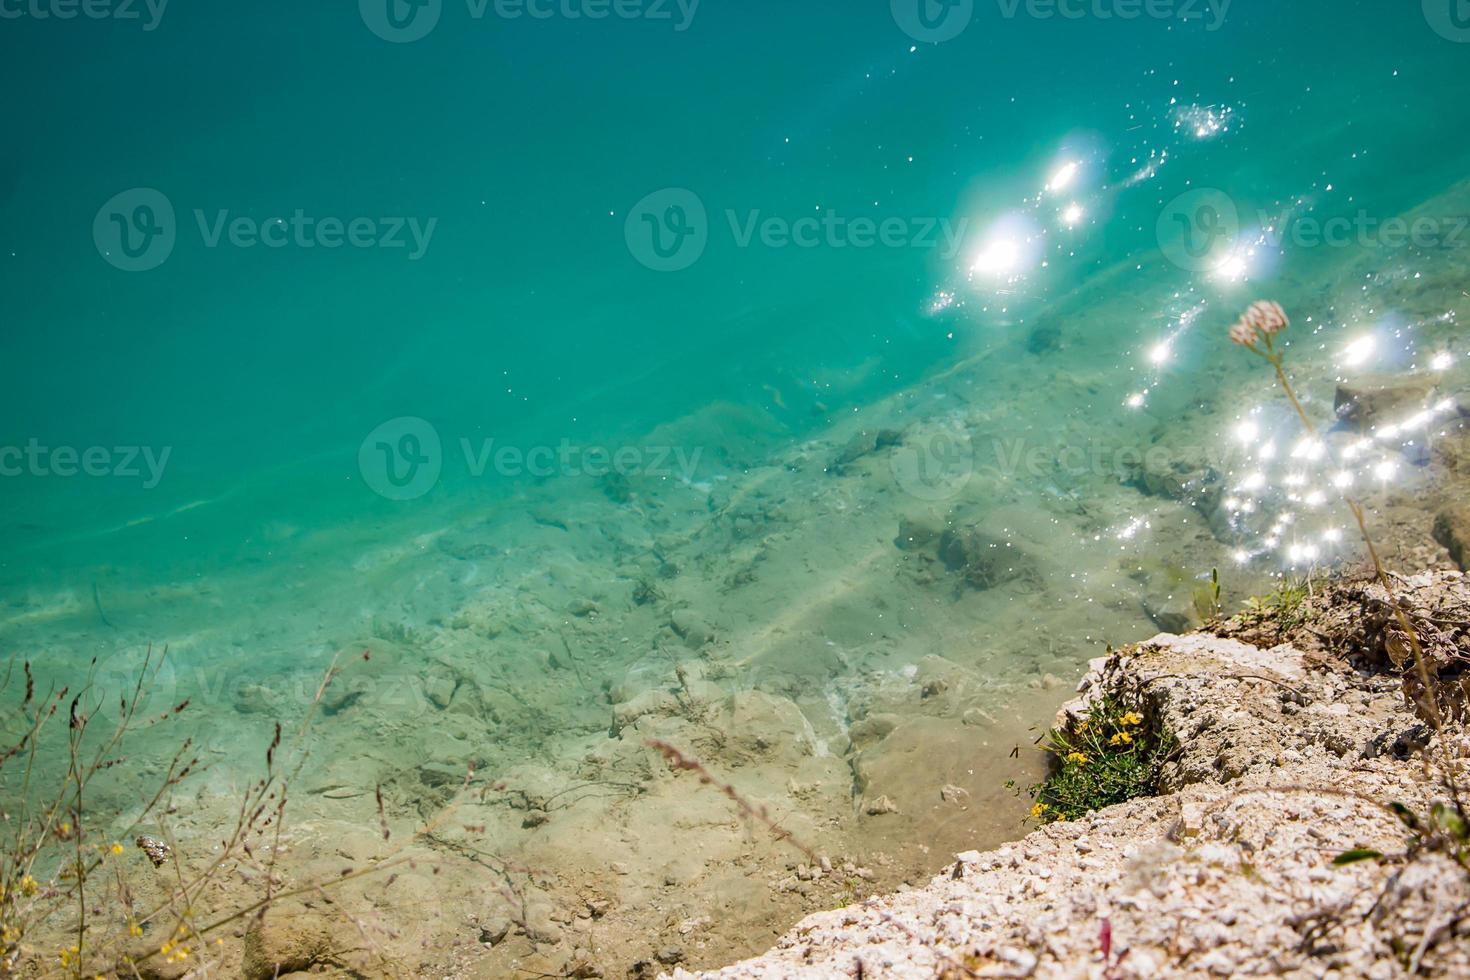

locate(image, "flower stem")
(1259, 337), (1460, 805)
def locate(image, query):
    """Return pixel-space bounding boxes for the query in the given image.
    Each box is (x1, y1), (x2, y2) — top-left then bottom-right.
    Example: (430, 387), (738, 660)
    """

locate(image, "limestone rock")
(1333, 375), (1445, 429)
(1434, 505), (1470, 570)
(241, 912), (335, 980)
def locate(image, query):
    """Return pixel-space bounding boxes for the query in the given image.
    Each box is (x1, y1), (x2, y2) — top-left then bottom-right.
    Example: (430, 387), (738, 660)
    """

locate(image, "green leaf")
(1431, 803), (1469, 841)
(1388, 801), (1421, 832)
(1332, 848), (1383, 866)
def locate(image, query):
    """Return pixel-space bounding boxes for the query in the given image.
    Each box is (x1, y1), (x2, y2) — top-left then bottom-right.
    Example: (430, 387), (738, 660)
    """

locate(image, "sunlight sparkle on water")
(971, 239), (1022, 277)
(1046, 161), (1080, 193)
(1341, 335), (1377, 366)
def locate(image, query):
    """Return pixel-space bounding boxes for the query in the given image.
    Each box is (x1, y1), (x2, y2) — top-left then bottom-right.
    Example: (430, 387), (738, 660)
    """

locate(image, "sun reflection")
(1046, 161), (1080, 193)
(970, 238), (1021, 277)
(1209, 247), (1256, 284)
(1214, 381), (1460, 571)
(1171, 104), (1235, 141)
(1341, 335), (1377, 366)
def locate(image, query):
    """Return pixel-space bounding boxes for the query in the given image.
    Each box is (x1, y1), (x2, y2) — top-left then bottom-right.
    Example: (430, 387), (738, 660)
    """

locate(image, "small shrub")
(1026, 695), (1175, 824)
(1240, 575), (1314, 634)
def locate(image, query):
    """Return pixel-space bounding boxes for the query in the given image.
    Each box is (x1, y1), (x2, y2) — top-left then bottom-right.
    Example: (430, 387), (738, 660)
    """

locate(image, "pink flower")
(1241, 300), (1289, 337)
(1229, 321), (1259, 347)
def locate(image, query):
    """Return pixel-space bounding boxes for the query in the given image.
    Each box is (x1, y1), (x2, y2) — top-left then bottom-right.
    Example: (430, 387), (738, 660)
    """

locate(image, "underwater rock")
(601, 470), (634, 504)
(936, 527), (1038, 591)
(522, 899), (564, 945)
(847, 712), (902, 751)
(715, 690), (813, 762)
(424, 666), (458, 709)
(1025, 321), (1062, 354)
(1333, 376), (1451, 429)
(231, 682), (280, 715)
(832, 427), (904, 470)
(1143, 593), (1203, 634)
(1433, 505), (1470, 570)
(1433, 427), (1470, 474)
(864, 794), (899, 815)
(612, 689), (680, 733)
(436, 529), (501, 562)
(894, 516), (943, 552)
(670, 608), (715, 648)
(241, 912), (335, 980)
(567, 597), (600, 618)
(478, 915), (513, 945)
(1126, 448), (1225, 520)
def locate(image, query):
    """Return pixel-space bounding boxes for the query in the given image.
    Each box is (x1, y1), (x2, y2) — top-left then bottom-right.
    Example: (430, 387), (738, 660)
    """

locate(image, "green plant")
(1240, 575), (1314, 633)
(1026, 694), (1175, 824)
(1195, 567), (1224, 622)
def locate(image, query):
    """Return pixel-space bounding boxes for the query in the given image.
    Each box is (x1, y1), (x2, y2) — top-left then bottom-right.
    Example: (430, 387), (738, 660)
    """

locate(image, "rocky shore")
(674, 570), (1470, 979)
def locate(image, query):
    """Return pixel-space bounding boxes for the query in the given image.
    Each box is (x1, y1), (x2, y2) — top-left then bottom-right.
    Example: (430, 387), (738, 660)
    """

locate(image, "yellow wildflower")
(1120, 712), (1144, 726)
(1029, 802), (1049, 819)
(1110, 731), (1133, 746)
(110, 842), (125, 855)
(1065, 752), (1088, 765)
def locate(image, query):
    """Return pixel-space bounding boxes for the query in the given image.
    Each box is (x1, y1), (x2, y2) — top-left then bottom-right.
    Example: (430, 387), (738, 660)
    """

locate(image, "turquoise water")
(3, 1), (1470, 973)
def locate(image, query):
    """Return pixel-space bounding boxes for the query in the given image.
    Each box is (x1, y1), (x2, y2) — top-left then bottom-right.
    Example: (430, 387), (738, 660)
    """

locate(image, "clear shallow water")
(3, 1), (1470, 972)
